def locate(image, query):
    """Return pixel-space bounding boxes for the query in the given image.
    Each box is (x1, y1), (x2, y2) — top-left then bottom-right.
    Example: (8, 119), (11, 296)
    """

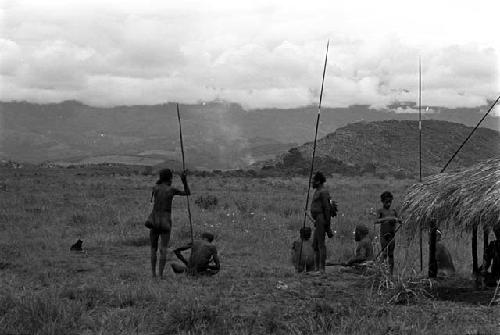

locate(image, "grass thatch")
(400, 158), (500, 236)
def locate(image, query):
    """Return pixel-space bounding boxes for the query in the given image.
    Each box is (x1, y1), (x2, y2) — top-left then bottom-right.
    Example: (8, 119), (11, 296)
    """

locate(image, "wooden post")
(419, 227), (423, 272)
(483, 228), (489, 268)
(472, 226), (478, 274)
(428, 221), (437, 278)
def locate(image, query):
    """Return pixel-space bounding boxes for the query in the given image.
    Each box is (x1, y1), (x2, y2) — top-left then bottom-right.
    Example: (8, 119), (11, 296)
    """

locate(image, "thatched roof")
(400, 158), (500, 235)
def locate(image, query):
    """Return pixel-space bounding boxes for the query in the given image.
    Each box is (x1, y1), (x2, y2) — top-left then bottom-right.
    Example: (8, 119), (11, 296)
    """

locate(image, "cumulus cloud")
(0, 0), (498, 109)
(0, 39), (22, 75)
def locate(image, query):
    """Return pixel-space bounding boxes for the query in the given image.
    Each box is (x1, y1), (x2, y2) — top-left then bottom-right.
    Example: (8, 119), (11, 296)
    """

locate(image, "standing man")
(310, 171), (333, 274)
(145, 168), (190, 279)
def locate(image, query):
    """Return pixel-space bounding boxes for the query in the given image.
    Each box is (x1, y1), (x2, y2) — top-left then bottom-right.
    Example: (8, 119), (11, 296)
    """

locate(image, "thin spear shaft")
(419, 58), (422, 182)
(298, 40), (330, 271)
(303, 40), (329, 226)
(440, 94), (500, 173)
(418, 58), (423, 272)
(177, 103), (194, 244)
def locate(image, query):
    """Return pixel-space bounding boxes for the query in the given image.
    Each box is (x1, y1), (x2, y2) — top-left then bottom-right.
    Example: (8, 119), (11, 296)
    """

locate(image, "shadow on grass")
(121, 236), (150, 247)
(433, 286), (495, 305)
(431, 277), (496, 305)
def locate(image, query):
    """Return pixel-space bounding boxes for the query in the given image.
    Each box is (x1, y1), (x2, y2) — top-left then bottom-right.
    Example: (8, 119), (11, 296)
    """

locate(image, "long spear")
(418, 58), (423, 272)
(177, 103), (194, 244)
(440, 94), (500, 173)
(298, 40), (330, 271)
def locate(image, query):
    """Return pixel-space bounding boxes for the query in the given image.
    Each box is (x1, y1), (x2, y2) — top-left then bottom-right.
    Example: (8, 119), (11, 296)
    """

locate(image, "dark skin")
(341, 229), (373, 266)
(151, 171), (190, 203)
(311, 178), (332, 228)
(310, 176), (332, 273)
(374, 197), (401, 275)
(150, 171), (190, 279)
(173, 237), (220, 275)
(435, 232), (456, 276)
(375, 199), (402, 225)
(479, 228), (500, 285)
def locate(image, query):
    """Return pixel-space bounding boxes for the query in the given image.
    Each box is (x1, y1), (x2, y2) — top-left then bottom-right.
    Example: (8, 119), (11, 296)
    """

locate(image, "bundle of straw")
(400, 158), (500, 237)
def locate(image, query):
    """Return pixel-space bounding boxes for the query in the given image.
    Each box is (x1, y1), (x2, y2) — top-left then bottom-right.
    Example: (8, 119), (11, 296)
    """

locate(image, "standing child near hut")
(374, 191), (401, 274)
(145, 168), (190, 279)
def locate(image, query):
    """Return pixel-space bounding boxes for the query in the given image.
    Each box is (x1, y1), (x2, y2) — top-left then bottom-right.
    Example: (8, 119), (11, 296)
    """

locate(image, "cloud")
(0, 39), (23, 75)
(0, 0), (498, 109)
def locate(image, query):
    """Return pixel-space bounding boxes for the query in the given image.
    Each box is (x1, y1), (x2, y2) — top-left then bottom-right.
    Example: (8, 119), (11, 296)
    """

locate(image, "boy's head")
(201, 232), (215, 243)
(158, 168), (173, 184)
(354, 225), (369, 241)
(300, 227), (312, 240)
(380, 191), (393, 208)
(312, 171), (326, 188)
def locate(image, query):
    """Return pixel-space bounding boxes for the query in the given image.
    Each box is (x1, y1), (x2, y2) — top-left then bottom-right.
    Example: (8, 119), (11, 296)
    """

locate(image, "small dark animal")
(70, 239), (83, 251)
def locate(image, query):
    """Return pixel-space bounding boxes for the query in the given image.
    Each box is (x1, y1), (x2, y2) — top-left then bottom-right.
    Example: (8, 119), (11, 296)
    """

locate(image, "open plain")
(1, 164), (499, 334)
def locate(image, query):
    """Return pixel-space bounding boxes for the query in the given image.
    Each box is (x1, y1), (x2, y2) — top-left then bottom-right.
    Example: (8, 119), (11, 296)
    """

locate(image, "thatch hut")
(400, 158), (500, 277)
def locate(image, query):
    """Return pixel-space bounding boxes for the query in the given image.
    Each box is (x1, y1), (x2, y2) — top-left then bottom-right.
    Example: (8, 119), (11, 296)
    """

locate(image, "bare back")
(189, 240), (218, 271)
(152, 184), (186, 213)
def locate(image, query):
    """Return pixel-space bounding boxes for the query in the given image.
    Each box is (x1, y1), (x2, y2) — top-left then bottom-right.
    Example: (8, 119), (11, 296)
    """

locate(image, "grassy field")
(0, 165), (498, 335)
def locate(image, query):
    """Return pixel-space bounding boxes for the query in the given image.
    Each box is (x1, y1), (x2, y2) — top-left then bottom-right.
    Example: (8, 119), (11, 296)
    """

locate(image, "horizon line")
(1, 99), (497, 112)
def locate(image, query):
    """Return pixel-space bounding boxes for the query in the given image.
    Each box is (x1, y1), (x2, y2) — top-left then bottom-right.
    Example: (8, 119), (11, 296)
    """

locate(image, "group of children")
(292, 172), (499, 287)
(145, 168), (500, 286)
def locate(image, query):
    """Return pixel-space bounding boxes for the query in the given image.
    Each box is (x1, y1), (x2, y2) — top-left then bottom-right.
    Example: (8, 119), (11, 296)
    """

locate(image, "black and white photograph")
(0, 0), (499, 334)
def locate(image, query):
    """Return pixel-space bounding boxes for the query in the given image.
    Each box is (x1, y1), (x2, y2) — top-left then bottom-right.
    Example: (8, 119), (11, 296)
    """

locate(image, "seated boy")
(478, 225), (500, 287)
(344, 224), (374, 266)
(435, 229), (456, 277)
(291, 227), (315, 273)
(171, 232), (220, 276)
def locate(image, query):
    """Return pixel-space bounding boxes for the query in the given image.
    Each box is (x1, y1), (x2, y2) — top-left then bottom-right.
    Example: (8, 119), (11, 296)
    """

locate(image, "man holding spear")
(144, 103), (193, 279)
(145, 168), (190, 279)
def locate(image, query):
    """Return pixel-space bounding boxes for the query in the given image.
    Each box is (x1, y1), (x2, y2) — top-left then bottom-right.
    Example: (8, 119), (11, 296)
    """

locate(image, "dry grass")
(0, 165), (499, 334)
(400, 158), (500, 235)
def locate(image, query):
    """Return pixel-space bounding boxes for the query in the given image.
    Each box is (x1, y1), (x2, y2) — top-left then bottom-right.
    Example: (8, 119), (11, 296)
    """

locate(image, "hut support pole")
(483, 228), (489, 268)
(419, 228), (423, 272)
(472, 226), (478, 274)
(428, 222), (437, 278)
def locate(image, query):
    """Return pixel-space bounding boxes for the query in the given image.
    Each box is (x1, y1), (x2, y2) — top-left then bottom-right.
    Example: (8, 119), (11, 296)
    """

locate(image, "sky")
(0, 0), (499, 110)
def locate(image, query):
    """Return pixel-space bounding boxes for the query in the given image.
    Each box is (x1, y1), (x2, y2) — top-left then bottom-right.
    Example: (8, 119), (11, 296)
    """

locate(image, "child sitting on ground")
(291, 227), (315, 273)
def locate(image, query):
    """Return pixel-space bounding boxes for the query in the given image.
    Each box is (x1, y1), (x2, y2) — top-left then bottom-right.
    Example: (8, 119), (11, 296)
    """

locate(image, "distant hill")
(258, 120), (500, 177)
(0, 100), (498, 169)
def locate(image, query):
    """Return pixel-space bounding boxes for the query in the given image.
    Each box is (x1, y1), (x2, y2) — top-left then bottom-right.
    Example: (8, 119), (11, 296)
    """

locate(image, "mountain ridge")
(259, 119), (500, 177)
(1, 100), (498, 170)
